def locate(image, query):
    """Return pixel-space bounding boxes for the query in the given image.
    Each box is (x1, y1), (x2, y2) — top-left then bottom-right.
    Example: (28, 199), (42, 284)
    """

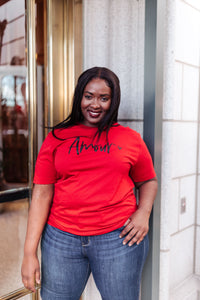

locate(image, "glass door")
(0, 0), (30, 295)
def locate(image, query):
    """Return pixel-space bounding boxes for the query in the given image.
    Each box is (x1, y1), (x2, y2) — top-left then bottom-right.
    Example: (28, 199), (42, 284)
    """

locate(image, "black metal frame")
(0, 188), (30, 203)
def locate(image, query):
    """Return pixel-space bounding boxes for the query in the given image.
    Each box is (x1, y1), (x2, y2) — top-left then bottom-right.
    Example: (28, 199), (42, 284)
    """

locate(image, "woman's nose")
(91, 98), (100, 108)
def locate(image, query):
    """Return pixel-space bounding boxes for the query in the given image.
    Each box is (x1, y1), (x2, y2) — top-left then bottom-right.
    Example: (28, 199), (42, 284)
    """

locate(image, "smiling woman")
(21, 66), (157, 300)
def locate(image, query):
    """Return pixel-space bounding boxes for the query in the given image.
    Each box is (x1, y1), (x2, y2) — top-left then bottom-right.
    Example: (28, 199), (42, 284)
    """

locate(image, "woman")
(21, 67), (157, 300)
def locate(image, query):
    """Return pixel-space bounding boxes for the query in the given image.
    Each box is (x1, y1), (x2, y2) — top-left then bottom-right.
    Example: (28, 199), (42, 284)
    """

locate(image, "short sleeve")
(33, 132), (57, 184)
(130, 136), (156, 182)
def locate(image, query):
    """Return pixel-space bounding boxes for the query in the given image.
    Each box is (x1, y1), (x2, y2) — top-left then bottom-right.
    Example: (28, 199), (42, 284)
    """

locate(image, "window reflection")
(0, 0), (28, 191)
(1, 73), (28, 184)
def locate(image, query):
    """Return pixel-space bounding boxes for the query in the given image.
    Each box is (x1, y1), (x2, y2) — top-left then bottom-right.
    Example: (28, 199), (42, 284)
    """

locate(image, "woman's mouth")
(88, 110), (101, 118)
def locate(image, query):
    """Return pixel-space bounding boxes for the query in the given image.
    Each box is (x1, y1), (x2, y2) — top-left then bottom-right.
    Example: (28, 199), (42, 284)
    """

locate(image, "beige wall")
(83, 0), (145, 136)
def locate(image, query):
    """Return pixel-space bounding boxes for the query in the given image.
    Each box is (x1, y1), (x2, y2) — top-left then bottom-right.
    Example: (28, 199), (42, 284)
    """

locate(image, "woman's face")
(81, 78), (111, 127)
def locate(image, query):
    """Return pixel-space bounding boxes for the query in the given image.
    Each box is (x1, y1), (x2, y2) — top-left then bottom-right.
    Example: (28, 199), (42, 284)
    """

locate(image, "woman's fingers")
(120, 210), (150, 246)
(35, 268), (41, 285)
(120, 226), (145, 246)
(22, 274), (36, 292)
(119, 219), (132, 238)
(119, 220), (148, 246)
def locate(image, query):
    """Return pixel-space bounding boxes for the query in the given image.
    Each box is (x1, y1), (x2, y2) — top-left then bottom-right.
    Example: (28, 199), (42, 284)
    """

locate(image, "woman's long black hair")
(52, 66), (121, 139)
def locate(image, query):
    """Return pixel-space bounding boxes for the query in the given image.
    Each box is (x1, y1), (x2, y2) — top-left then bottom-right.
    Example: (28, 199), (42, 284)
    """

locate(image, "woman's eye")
(101, 97), (109, 102)
(85, 95), (92, 100)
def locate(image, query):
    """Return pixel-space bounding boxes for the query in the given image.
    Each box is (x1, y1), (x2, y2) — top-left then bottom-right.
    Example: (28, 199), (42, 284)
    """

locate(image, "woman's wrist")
(137, 206), (152, 217)
(24, 242), (38, 256)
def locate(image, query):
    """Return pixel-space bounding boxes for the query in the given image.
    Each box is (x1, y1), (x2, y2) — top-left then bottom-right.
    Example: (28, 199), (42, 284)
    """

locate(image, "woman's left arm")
(119, 177), (158, 246)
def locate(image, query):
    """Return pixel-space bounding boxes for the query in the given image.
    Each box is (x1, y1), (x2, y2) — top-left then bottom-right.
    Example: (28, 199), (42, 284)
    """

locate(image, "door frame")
(142, 0), (165, 299)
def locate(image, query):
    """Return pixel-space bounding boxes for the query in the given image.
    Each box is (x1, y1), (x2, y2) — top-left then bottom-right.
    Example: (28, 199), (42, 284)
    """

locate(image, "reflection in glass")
(0, 0), (28, 191)
(1, 74), (28, 184)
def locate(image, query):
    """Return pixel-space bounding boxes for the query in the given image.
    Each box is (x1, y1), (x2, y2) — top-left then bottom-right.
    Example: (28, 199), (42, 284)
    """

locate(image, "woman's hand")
(119, 177), (158, 247)
(21, 253), (40, 292)
(119, 208), (150, 246)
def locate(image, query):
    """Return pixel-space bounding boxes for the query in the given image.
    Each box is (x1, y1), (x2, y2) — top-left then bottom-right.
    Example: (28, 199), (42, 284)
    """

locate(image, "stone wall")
(160, 0), (200, 299)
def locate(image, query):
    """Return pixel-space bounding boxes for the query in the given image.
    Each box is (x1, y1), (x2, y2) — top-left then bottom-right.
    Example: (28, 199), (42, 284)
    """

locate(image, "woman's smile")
(88, 110), (101, 118)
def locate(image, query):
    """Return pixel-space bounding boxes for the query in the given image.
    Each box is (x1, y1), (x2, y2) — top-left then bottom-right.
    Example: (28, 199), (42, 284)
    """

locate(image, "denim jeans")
(41, 224), (149, 300)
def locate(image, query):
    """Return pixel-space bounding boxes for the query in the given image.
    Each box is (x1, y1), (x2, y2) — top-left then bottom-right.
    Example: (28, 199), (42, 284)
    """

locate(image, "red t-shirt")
(33, 123), (156, 235)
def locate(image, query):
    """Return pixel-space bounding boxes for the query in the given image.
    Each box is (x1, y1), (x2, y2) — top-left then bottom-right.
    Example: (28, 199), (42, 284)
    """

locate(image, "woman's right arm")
(21, 183), (54, 292)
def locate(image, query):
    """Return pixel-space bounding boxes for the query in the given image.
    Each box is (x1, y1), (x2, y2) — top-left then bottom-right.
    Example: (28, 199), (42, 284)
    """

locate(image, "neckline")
(76, 123), (99, 130)
(76, 122), (119, 129)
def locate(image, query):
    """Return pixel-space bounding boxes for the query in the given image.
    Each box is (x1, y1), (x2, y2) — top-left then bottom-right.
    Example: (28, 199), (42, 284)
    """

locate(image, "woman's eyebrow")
(84, 91), (110, 96)
(84, 91), (93, 95)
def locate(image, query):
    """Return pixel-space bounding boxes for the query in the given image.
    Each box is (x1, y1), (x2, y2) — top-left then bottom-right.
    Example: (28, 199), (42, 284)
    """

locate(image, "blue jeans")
(41, 224), (149, 300)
